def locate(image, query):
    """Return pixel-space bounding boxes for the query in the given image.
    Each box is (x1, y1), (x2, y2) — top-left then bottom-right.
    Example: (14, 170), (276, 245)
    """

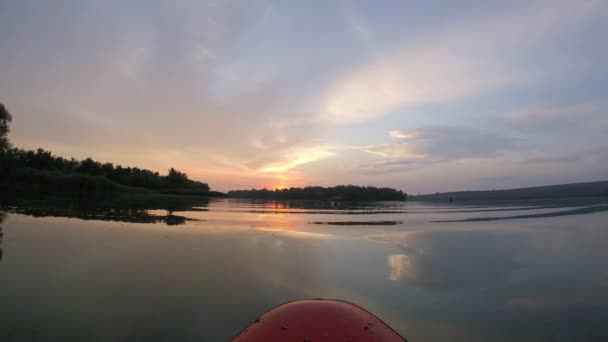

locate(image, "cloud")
(321, 1), (606, 124)
(257, 147), (335, 173)
(358, 143), (425, 160)
(358, 126), (517, 173)
(322, 50), (523, 124)
(388, 131), (413, 139)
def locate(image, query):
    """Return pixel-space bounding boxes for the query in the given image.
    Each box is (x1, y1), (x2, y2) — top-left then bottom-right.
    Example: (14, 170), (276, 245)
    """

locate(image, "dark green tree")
(0, 103), (12, 150)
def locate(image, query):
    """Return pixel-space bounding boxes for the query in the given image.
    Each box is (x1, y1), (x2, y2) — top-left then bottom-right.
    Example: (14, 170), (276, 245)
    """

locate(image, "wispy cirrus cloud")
(321, 1), (606, 124)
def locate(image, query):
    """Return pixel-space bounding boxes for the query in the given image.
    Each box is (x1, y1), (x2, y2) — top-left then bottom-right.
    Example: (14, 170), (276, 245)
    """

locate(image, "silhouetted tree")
(0, 147), (213, 195)
(228, 185), (407, 201)
(0, 103), (12, 150)
(165, 167), (188, 187)
(0, 107), (212, 195)
(78, 158), (102, 175)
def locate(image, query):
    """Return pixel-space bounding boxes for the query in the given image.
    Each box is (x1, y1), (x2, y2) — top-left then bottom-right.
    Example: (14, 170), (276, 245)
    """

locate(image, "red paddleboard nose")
(232, 299), (407, 341)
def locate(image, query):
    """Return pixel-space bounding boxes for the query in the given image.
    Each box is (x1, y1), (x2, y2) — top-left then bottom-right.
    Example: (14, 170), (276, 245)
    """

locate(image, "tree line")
(0, 147), (210, 193)
(1, 103), (407, 201)
(0, 103), (213, 196)
(228, 185), (407, 201)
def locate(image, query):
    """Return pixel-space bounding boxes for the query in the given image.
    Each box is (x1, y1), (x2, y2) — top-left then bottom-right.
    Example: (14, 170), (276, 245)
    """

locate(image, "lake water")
(1, 196), (608, 341)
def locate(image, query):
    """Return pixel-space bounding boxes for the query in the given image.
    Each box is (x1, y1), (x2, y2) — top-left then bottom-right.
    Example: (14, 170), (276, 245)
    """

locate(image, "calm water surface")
(1, 196), (608, 341)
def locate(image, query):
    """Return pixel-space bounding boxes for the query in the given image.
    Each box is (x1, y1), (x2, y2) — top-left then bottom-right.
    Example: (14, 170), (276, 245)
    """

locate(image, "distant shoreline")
(409, 180), (608, 202)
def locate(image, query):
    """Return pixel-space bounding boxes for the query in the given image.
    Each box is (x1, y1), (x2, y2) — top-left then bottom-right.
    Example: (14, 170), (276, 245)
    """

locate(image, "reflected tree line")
(0, 195), (211, 227)
(0, 211), (4, 264)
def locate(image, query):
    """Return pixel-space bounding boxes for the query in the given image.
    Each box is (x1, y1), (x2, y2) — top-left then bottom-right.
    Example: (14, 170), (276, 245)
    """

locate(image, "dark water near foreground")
(1, 196), (608, 341)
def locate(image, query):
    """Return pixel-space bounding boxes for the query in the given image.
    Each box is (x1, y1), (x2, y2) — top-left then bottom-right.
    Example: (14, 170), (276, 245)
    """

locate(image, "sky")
(1, 0), (607, 193)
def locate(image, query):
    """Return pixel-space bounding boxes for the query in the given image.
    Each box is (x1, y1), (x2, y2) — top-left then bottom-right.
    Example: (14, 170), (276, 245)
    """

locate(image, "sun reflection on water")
(388, 254), (411, 281)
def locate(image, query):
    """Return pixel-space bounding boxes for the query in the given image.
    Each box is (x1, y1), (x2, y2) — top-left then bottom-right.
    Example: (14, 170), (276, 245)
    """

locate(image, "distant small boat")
(331, 201), (341, 207)
(232, 299), (406, 341)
